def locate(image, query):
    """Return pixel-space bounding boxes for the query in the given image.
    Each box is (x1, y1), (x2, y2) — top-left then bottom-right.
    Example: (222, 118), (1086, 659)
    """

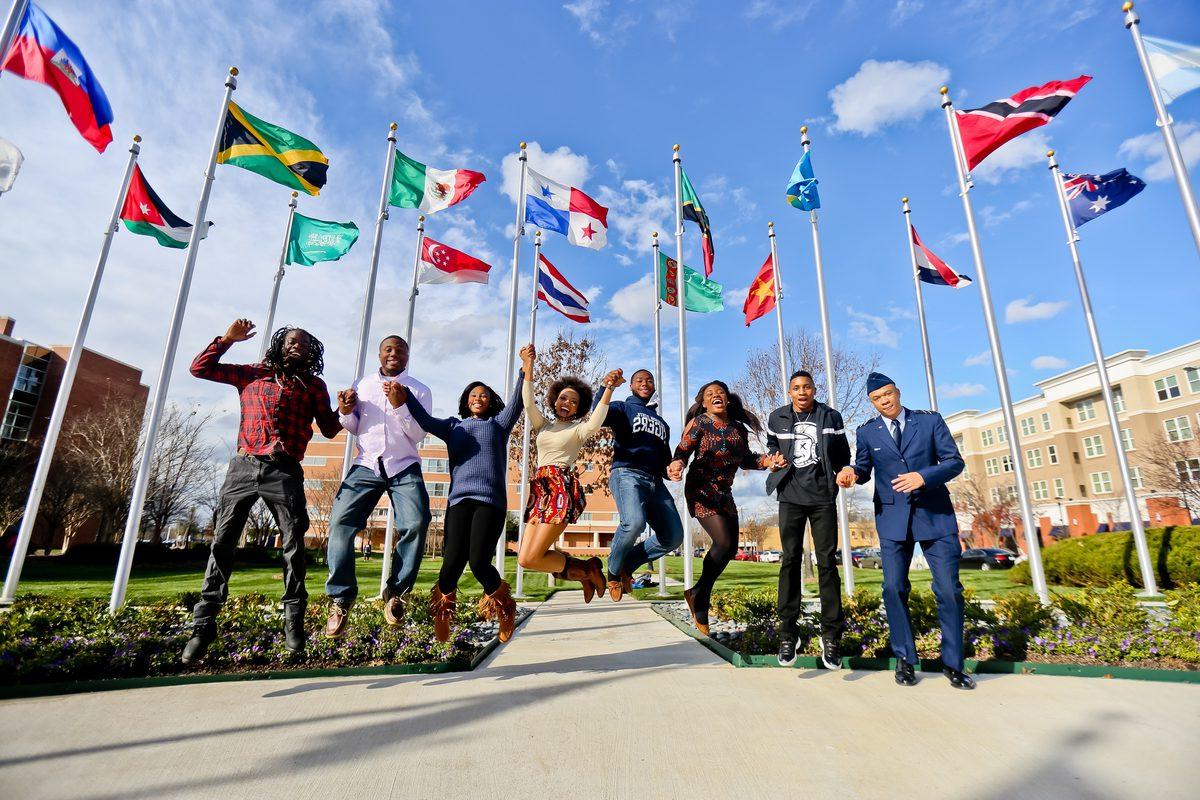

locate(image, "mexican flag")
(419, 236), (491, 284)
(120, 165), (208, 249)
(390, 149), (485, 213)
(658, 251), (722, 313)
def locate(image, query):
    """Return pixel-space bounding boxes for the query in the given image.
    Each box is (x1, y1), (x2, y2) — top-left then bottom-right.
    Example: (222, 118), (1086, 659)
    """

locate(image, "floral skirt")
(524, 465), (586, 525)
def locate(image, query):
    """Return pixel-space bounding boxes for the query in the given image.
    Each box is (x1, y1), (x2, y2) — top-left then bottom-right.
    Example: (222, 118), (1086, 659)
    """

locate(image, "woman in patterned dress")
(668, 380), (785, 634)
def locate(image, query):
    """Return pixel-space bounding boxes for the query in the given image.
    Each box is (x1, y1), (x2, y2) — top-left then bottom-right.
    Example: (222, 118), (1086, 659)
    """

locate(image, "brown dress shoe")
(683, 588), (709, 636)
(479, 581), (519, 643)
(325, 602), (351, 638)
(383, 590), (406, 627)
(557, 556), (597, 603)
(607, 579), (623, 602)
(430, 586), (456, 643)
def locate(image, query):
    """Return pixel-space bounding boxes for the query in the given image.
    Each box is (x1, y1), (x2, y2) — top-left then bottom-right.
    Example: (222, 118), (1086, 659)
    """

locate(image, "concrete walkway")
(1, 591), (1197, 799)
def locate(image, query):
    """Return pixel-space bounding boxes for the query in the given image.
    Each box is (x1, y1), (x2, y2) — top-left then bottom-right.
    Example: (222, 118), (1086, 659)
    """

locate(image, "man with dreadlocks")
(182, 319), (341, 664)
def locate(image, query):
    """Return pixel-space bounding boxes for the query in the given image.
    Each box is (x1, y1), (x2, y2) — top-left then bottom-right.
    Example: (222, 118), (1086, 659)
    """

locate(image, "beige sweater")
(523, 378), (610, 469)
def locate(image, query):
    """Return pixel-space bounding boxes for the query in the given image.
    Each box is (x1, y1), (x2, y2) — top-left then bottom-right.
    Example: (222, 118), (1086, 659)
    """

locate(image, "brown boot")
(430, 586), (456, 643)
(683, 588), (709, 636)
(325, 602), (351, 638)
(383, 589), (407, 628)
(479, 581), (519, 643)
(556, 556), (597, 603)
(621, 572), (633, 595)
(584, 557), (607, 598)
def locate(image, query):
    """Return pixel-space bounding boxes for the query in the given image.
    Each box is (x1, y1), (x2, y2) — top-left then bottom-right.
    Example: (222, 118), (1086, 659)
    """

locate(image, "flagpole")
(766, 222), (788, 396)
(1123, 2), (1200, 257)
(0, 133), (140, 606)
(801, 127), (854, 595)
(902, 198), (938, 411)
(342, 122), (397, 482)
(110, 69), (239, 613)
(673, 144), (693, 590)
(0, 0), (27, 81)
(514, 231), (541, 599)
(1046, 149), (1159, 595)
(651, 232), (669, 597)
(404, 215), (425, 346)
(378, 506), (395, 599)
(499, 142), (529, 572)
(940, 86), (1048, 603)
(259, 191), (299, 361)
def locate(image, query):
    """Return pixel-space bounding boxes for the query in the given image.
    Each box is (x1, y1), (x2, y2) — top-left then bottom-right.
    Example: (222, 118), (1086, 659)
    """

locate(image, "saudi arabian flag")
(285, 213), (360, 266)
(389, 149), (485, 213)
(657, 250), (723, 313)
(120, 165), (210, 249)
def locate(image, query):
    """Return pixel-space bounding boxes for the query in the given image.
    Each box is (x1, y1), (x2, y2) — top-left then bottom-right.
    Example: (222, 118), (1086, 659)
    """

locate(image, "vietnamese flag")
(743, 253), (777, 326)
(2, 2), (114, 152)
(418, 237), (491, 284)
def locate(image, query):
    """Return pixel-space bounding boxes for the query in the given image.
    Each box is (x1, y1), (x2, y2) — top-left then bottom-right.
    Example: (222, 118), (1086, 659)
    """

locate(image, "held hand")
(519, 344), (536, 372)
(767, 453), (787, 471)
(221, 318), (256, 345)
(836, 466), (857, 489)
(383, 381), (408, 408)
(337, 389), (358, 415)
(891, 471), (926, 493)
(667, 459), (684, 482)
(604, 368), (625, 388)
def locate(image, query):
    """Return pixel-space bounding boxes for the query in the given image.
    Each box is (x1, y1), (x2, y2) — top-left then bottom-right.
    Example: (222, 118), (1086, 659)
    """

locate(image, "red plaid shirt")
(190, 338), (341, 461)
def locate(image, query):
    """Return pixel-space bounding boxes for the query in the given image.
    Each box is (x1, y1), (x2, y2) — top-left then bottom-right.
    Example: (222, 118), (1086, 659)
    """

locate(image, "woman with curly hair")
(400, 373), (525, 643)
(517, 343), (622, 602)
(667, 380), (785, 635)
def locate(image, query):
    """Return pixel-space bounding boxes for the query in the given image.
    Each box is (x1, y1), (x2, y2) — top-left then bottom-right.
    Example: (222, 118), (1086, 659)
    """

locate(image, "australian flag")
(1063, 169), (1146, 228)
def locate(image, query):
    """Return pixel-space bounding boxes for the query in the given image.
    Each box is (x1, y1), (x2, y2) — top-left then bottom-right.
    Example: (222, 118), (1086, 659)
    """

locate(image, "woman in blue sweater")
(402, 370), (524, 643)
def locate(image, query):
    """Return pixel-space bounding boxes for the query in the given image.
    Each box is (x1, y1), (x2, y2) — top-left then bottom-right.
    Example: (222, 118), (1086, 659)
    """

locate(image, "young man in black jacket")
(766, 370), (851, 669)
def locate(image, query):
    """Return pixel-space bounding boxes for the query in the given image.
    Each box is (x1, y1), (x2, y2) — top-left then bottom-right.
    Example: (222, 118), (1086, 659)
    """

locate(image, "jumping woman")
(517, 343), (621, 601)
(668, 380), (785, 635)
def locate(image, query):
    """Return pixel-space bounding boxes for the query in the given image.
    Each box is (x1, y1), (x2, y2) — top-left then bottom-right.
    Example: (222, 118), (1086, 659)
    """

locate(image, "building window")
(1054, 477), (1065, 498)
(1041, 412), (1052, 431)
(1005, 485), (1018, 500)
(1021, 417), (1036, 437)
(1120, 428), (1135, 452)
(1187, 367), (1200, 394)
(1155, 375), (1181, 401)
(303, 479), (324, 489)
(981, 429), (994, 447)
(1047, 445), (1059, 465)
(1032, 480), (1049, 500)
(1001, 455), (1013, 473)
(1165, 416), (1194, 443)
(985, 457), (1000, 477)
(953, 434), (964, 450)
(1130, 467), (1144, 491)
(1026, 448), (1043, 468)
(1090, 471), (1113, 494)
(428, 482), (450, 498)
(1075, 399), (1096, 422)
(997, 425), (1008, 443)
(990, 487), (1001, 504)
(1083, 434), (1105, 458)
(422, 457), (449, 474)
(1177, 458), (1200, 484)
(1112, 387), (1125, 413)
(301, 456), (327, 467)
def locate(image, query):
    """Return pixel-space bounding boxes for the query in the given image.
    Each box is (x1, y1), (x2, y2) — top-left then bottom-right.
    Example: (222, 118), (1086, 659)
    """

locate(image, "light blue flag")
(786, 151), (820, 211)
(1145, 36), (1200, 104)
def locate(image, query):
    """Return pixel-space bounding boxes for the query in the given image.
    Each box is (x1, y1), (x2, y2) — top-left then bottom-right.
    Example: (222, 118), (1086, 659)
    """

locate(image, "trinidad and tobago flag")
(120, 165), (209, 249)
(956, 76), (1090, 170)
(2, 2), (113, 152)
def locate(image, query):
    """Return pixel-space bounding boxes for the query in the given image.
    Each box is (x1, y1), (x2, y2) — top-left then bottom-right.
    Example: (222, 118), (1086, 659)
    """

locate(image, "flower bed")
(0, 591), (518, 692)
(659, 583), (1200, 674)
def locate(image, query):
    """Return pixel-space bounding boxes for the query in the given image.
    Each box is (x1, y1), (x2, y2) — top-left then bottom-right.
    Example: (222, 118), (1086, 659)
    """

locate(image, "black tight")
(438, 500), (505, 595)
(690, 513), (740, 619)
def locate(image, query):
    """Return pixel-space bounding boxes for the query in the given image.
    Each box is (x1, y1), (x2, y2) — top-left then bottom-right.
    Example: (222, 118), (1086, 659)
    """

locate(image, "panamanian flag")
(525, 168), (608, 250)
(120, 165), (209, 249)
(537, 253), (590, 323)
(1063, 169), (1146, 228)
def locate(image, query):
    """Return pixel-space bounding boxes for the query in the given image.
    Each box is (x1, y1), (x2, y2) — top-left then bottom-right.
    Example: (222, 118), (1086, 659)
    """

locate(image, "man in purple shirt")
(324, 335), (433, 637)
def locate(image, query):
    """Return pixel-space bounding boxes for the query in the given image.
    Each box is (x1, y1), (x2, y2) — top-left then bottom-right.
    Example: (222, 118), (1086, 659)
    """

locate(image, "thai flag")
(537, 253), (590, 323)
(912, 225), (972, 289)
(525, 167), (608, 250)
(2, 2), (113, 152)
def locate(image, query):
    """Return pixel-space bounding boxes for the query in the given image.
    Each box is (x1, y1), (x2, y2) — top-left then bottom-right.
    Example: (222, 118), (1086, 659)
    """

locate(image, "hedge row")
(1010, 526), (1199, 589)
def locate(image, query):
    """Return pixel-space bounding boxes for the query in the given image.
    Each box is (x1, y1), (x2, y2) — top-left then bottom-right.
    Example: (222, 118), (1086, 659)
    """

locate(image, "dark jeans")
(606, 466), (684, 580)
(193, 454), (309, 627)
(880, 531), (965, 671)
(439, 499), (505, 595)
(777, 501), (845, 639)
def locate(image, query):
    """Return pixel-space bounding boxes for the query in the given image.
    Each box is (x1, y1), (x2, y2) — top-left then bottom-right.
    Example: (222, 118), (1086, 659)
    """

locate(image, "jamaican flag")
(680, 167), (714, 276)
(216, 102), (328, 195)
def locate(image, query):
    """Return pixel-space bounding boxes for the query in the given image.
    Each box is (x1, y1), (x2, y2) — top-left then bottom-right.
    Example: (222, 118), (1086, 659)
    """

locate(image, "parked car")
(960, 547), (1016, 570)
(857, 548), (882, 569)
(758, 550), (782, 563)
(850, 548), (872, 567)
(733, 550), (759, 562)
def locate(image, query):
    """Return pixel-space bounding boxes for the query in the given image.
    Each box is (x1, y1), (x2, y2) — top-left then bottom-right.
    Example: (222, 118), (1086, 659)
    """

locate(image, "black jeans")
(438, 499), (505, 595)
(193, 454), (309, 627)
(777, 501), (845, 639)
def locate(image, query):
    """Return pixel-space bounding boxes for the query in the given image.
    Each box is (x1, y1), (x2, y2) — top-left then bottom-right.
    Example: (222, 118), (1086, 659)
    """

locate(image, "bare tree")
(952, 474), (1018, 550)
(303, 466), (342, 549)
(60, 391), (142, 543)
(740, 516), (770, 550)
(142, 404), (217, 545)
(34, 451), (92, 554)
(424, 517), (445, 557)
(0, 440), (35, 532)
(244, 501), (278, 548)
(1139, 433), (1200, 517)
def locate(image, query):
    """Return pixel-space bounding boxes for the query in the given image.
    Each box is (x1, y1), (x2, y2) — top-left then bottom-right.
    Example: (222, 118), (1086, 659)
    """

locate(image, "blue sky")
(2, 0), (1199, 513)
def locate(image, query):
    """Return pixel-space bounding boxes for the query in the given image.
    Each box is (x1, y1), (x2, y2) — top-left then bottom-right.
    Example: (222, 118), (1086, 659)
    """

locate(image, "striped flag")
(536, 254), (589, 323)
(120, 165), (209, 249)
(912, 225), (971, 288)
(955, 76), (1090, 170)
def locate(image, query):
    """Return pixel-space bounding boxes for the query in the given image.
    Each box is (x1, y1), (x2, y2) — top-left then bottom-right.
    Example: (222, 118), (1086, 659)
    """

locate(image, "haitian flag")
(955, 76), (1090, 170)
(2, 2), (113, 152)
(525, 168), (608, 250)
(1063, 169), (1146, 228)
(912, 225), (971, 288)
(120, 165), (209, 249)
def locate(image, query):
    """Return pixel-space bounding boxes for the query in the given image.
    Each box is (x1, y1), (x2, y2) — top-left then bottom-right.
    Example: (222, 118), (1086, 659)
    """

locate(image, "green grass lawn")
(8, 553), (1056, 604)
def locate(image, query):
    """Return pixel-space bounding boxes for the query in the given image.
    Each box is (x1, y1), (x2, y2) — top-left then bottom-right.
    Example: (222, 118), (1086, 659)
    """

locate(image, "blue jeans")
(606, 466), (684, 579)
(325, 464), (431, 604)
(880, 531), (965, 671)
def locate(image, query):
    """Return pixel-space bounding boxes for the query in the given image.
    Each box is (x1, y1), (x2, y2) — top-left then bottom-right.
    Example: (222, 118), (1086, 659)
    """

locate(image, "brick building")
(945, 340), (1200, 548)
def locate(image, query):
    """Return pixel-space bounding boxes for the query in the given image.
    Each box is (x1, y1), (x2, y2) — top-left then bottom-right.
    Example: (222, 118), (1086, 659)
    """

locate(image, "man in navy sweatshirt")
(593, 369), (682, 601)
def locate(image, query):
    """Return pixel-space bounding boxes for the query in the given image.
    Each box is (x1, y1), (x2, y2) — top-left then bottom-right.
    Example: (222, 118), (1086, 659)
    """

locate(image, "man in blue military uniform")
(836, 372), (975, 690)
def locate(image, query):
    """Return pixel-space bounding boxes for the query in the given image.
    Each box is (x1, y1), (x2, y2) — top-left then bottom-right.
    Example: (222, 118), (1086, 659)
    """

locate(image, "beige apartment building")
(945, 340), (1200, 546)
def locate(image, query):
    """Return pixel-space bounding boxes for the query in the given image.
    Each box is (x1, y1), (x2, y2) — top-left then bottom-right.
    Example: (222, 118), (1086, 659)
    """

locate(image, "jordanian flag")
(217, 102), (328, 195)
(658, 251), (722, 313)
(680, 168), (715, 276)
(390, 149), (485, 213)
(120, 165), (208, 249)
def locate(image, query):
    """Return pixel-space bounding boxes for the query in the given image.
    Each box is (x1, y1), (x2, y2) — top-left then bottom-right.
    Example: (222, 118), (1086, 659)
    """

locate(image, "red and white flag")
(418, 237), (491, 284)
(912, 226), (971, 288)
(955, 75), (1091, 170)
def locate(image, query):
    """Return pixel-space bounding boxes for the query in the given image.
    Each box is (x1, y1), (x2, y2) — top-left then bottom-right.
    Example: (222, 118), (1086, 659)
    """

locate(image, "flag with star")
(524, 167), (608, 249)
(680, 167), (715, 275)
(743, 253), (777, 325)
(119, 165), (210, 248)
(217, 102), (328, 195)
(1063, 168), (1146, 228)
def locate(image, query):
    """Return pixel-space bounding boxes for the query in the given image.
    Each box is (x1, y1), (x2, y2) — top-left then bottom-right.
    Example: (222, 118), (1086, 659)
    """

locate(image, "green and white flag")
(389, 150), (485, 213)
(657, 251), (723, 313)
(286, 213), (360, 266)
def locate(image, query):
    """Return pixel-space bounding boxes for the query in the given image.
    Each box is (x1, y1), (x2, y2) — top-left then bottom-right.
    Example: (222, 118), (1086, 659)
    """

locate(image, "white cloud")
(595, 178), (673, 253)
(1031, 355), (1069, 370)
(744, 0), (816, 30)
(724, 284), (751, 310)
(890, 0), (924, 25)
(1118, 122), (1200, 182)
(980, 199), (1034, 227)
(940, 382), (987, 399)
(964, 350), (991, 367)
(829, 59), (950, 136)
(1005, 297), (1068, 323)
(500, 141), (592, 204)
(607, 274), (656, 326)
(563, 0), (638, 47)
(847, 306), (899, 348)
(973, 132), (1051, 184)
(940, 231), (971, 248)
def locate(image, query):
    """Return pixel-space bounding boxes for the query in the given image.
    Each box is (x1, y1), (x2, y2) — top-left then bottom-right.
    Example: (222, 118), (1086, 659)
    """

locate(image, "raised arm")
(918, 413), (965, 488)
(190, 320), (260, 388)
(495, 370), (527, 433)
(519, 345), (547, 431)
(404, 389), (455, 441)
(575, 381), (617, 442)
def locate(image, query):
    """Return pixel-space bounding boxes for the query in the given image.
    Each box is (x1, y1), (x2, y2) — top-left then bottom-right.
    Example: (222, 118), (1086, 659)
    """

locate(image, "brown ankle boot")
(480, 581), (518, 643)
(556, 556), (597, 603)
(430, 586), (456, 643)
(584, 556), (607, 598)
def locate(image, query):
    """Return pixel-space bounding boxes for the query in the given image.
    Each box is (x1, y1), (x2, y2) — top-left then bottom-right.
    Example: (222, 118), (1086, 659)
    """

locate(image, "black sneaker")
(777, 634), (798, 667)
(181, 624), (216, 665)
(820, 636), (842, 670)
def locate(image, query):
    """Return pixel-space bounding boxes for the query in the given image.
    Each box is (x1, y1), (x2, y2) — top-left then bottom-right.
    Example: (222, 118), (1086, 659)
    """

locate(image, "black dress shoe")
(181, 625), (216, 665)
(284, 614), (307, 655)
(894, 658), (918, 686)
(944, 667), (976, 690)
